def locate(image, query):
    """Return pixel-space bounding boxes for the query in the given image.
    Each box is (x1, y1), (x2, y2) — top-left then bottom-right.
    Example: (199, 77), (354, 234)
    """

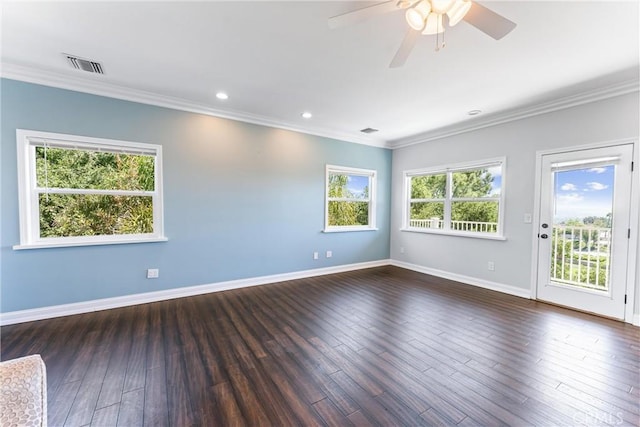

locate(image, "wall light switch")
(313, 252), (319, 260)
(524, 213), (532, 224)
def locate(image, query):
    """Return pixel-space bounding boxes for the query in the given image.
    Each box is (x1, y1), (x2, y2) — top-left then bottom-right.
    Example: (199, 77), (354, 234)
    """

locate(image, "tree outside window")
(405, 159), (504, 237)
(325, 165), (376, 232)
(15, 129), (165, 249)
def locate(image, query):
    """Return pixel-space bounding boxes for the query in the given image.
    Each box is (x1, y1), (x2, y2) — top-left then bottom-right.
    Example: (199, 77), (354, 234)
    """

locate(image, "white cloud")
(560, 183), (577, 191)
(486, 166), (502, 178)
(588, 167), (607, 174)
(586, 182), (608, 191)
(557, 193), (584, 203)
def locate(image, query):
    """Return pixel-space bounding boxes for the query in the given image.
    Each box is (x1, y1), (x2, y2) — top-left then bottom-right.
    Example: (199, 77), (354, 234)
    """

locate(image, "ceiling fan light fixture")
(447, 0), (472, 26)
(405, 0), (431, 30)
(396, 0), (412, 9)
(430, 0), (456, 14)
(422, 12), (444, 34)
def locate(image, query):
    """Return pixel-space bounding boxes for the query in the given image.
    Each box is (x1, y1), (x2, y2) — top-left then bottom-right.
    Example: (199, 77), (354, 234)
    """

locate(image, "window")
(15, 129), (166, 249)
(325, 165), (377, 232)
(404, 158), (505, 239)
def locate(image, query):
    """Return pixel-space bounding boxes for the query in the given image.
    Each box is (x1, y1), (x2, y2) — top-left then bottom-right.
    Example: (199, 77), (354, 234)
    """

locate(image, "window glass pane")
(411, 174), (446, 199)
(452, 166), (501, 198)
(39, 194), (153, 237)
(328, 201), (369, 226)
(451, 201), (499, 233)
(409, 202), (444, 229)
(36, 146), (155, 191)
(328, 173), (370, 199)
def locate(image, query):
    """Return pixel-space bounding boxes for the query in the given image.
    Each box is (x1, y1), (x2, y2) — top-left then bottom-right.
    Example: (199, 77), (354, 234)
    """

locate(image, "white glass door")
(536, 144), (633, 319)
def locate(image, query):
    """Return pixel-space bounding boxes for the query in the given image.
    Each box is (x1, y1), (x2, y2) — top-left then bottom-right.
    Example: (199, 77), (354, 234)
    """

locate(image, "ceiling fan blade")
(328, 1), (398, 29)
(389, 29), (421, 68)
(463, 1), (516, 40)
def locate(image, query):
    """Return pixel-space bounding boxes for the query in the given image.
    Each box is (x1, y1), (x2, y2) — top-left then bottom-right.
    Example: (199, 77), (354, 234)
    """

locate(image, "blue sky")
(554, 165), (614, 221)
(487, 166), (502, 196)
(347, 175), (369, 198)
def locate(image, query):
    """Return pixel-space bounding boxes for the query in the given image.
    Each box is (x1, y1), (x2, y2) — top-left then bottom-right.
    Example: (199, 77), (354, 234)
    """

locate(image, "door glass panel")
(551, 164), (615, 292)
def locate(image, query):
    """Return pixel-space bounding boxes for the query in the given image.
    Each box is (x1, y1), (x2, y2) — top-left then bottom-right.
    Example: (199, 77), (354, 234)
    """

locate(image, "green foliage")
(451, 201), (498, 223)
(452, 170), (493, 197)
(411, 174), (446, 199)
(563, 218), (583, 227)
(550, 232), (609, 289)
(40, 195), (153, 237)
(36, 146), (155, 237)
(409, 169), (498, 230)
(582, 215), (611, 228)
(36, 147), (154, 191)
(328, 173), (369, 226)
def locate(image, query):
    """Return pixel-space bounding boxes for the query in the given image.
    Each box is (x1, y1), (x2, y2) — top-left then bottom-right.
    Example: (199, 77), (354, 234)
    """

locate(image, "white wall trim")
(389, 80), (639, 149)
(3, 258), (635, 326)
(3, 63), (637, 151)
(390, 260), (532, 299)
(0, 63), (386, 148)
(0, 259), (390, 326)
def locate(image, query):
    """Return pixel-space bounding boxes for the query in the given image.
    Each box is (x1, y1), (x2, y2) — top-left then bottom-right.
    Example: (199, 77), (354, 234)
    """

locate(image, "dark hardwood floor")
(2, 266), (639, 426)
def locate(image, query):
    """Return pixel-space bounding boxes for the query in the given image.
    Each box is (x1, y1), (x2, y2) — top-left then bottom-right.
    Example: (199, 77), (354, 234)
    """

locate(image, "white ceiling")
(2, 1), (638, 148)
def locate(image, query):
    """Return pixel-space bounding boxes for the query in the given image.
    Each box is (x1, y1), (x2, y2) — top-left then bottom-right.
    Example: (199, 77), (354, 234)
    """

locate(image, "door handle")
(540, 234), (548, 239)
(541, 223), (549, 228)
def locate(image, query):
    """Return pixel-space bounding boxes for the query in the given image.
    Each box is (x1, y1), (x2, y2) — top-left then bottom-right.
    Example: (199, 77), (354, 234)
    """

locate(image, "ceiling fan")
(328, 0), (516, 68)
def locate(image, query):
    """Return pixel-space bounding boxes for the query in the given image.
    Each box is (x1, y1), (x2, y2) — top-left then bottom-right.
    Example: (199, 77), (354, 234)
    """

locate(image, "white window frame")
(14, 129), (167, 250)
(402, 157), (506, 240)
(324, 165), (377, 233)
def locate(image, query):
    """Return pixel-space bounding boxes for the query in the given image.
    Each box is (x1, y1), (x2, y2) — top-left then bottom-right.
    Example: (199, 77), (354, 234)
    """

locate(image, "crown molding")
(1, 62), (388, 149)
(3, 62), (637, 151)
(388, 79), (640, 149)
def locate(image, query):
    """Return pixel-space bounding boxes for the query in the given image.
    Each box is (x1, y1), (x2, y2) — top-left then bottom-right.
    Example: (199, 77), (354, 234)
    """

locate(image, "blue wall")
(1, 79), (391, 312)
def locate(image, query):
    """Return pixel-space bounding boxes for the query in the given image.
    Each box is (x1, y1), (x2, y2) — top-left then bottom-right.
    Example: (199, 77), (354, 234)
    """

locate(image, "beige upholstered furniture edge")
(0, 354), (47, 427)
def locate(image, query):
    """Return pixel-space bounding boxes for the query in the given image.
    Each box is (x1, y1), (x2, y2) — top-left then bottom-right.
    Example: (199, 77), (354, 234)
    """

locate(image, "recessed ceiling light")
(216, 92), (229, 100)
(301, 112), (312, 119)
(468, 109), (482, 116)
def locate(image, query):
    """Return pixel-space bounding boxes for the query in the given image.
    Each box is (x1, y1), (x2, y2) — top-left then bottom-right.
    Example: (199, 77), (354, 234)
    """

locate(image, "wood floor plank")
(1, 266), (638, 426)
(64, 350), (111, 426)
(143, 366), (169, 427)
(225, 363), (271, 426)
(91, 403), (119, 427)
(313, 397), (354, 427)
(210, 381), (246, 427)
(117, 388), (144, 427)
(47, 380), (81, 427)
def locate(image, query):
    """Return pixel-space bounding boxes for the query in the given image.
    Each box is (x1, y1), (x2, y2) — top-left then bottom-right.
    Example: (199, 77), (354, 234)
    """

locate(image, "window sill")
(323, 227), (379, 233)
(400, 228), (506, 241)
(13, 236), (168, 250)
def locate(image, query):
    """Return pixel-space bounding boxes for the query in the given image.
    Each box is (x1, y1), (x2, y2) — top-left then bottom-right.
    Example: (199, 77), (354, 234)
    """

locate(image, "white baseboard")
(390, 260), (532, 299)
(0, 260), (390, 326)
(5, 259), (633, 327)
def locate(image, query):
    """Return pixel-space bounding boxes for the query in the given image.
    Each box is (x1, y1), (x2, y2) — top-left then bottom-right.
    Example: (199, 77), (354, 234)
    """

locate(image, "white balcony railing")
(551, 225), (611, 291)
(409, 218), (498, 233)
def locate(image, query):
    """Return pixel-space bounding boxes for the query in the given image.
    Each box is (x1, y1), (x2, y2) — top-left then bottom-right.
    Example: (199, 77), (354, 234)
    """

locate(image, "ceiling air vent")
(65, 54), (104, 74)
(360, 127), (379, 134)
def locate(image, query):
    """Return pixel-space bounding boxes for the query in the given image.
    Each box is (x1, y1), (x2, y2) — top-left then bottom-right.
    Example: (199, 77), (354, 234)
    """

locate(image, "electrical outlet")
(400, 247), (405, 254)
(313, 252), (319, 260)
(326, 250), (332, 258)
(487, 262), (495, 271)
(147, 268), (159, 279)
